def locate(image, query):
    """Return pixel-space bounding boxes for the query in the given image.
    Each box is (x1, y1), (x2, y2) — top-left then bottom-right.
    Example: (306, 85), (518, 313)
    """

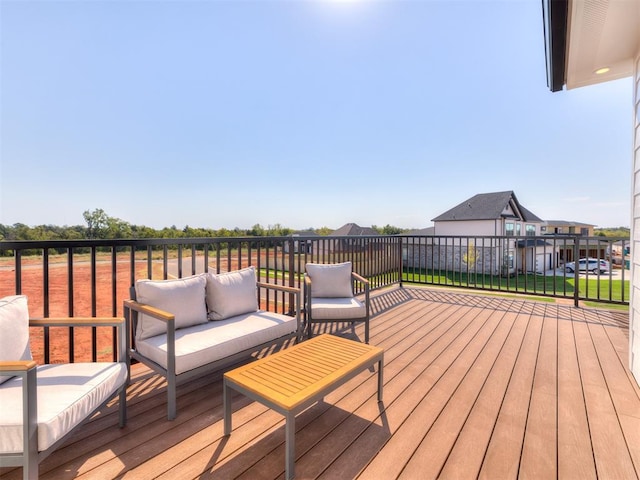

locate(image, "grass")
(402, 269), (630, 304)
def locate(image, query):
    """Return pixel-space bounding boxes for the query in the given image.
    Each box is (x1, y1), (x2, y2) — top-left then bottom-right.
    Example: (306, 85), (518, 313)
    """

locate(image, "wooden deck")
(2, 286), (639, 479)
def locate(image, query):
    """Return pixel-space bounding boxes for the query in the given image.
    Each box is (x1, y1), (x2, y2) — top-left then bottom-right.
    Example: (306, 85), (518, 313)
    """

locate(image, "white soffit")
(566, 0), (640, 90)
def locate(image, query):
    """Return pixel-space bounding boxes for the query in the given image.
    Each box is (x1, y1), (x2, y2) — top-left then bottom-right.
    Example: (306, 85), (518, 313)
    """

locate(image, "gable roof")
(331, 223), (378, 236)
(544, 220), (595, 227)
(432, 191), (543, 223)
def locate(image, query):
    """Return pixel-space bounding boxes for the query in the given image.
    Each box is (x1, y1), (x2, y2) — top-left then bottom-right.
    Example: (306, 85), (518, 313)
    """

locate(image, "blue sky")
(0, 0), (633, 231)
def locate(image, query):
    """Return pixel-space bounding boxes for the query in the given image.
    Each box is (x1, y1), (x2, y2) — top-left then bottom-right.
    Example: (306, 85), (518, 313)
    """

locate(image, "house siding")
(631, 53), (640, 384)
(434, 219), (502, 236)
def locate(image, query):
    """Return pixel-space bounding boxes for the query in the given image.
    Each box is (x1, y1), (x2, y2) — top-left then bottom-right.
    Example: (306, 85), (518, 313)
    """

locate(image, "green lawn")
(402, 269), (630, 304)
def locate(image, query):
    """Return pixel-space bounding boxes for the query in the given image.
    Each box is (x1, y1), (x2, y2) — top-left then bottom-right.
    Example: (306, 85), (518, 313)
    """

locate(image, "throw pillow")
(135, 274), (207, 340)
(0, 295), (33, 385)
(206, 266), (258, 321)
(306, 262), (353, 298)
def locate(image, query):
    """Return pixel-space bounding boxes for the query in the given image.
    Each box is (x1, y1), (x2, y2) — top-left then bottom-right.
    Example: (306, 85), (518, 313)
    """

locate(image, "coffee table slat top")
(224, 334), (383, 411)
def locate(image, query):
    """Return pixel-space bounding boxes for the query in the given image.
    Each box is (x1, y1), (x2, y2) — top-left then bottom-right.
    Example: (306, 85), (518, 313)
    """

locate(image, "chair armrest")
(257, 282), (300, 296)
(123, 299), (177, 373)
(0, 360), (37, 374)
(257, 282), (302, 333)
(29, 317), (125, 328)
(30, 317), (128, 364)
(123, 300), (175, 322)
(351, 272), (369, 288)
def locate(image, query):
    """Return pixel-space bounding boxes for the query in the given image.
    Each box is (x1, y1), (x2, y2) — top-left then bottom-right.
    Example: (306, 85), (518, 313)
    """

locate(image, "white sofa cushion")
(306, 262), (353, 298)
(206, 267), (258, 321)
(135, 274), (207, 340)
(310, 297), (366, 320)
(0, 362), (127, 453)
(135, 311), (297, 374)
(0, 295), (33, 385)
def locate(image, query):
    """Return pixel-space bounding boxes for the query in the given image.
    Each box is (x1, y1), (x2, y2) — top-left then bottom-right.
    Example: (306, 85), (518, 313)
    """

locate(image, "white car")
(565, 258), (610, 274)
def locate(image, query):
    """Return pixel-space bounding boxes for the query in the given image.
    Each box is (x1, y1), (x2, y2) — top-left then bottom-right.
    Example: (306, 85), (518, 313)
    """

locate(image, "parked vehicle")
(565, 258), (610, 274)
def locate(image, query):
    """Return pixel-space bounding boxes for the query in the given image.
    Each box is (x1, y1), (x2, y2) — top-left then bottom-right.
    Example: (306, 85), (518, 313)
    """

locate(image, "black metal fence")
(0, 234), (628, 363)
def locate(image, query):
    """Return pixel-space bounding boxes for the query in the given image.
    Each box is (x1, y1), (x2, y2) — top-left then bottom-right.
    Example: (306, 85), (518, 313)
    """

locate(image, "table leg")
(377, 358), (384, 402)
(223, 380), (232, 435)
(285, 412), (295, 480)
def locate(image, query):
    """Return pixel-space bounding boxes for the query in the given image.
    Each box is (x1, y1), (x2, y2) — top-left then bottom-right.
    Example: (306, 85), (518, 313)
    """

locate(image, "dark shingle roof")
(432, 191), (542, 222)
(331, 223), (378, 236)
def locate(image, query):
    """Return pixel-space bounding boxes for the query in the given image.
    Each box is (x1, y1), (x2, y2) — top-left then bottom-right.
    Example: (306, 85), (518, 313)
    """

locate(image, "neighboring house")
(541, 220), (602, 264)
(542, 0), (639, 384)
(327, 223), (379, 253)
(542, 220), (595, 236)
(433, 191), (555, 274)
(405, 227), (435, 236)
(283, 230), (320, 254)
(432, 191), (544, 237)
(405, 191), (556, 275)
(330, 223), (378, 236)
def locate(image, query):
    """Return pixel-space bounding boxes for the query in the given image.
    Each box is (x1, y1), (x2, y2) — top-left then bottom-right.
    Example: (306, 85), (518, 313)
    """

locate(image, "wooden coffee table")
(223, 334), (384, 480)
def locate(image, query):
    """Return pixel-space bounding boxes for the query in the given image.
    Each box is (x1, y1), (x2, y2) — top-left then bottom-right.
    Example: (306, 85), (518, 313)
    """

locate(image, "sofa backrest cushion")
(305, 262), (353, 298)
(0, 295), (33, 385)
(135, 274), (207, 340)
(206, 266), (258, 321)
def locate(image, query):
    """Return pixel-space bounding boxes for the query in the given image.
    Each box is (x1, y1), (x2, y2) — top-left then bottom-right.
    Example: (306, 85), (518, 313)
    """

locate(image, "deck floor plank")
(437, 307), (530, 479)
(519, 310), (558, 479)
(556, 309), (597, 480)
(2, 286), (639, 480)
(573, 310), (638, 480)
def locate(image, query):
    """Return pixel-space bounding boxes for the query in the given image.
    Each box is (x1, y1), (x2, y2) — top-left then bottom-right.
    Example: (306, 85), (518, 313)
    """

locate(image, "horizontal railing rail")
(0, 234), (628, 364)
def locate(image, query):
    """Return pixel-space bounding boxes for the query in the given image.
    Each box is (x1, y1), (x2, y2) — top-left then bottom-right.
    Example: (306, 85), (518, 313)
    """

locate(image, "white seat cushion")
(0, 362), (127, 453)
(135, 311), (297, 375)
(310, 297), (366, 320)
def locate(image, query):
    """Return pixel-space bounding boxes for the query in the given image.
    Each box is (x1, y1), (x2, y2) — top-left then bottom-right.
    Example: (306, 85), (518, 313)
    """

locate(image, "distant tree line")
(0, 209), (408, 244)
(594, 227), (630, 238)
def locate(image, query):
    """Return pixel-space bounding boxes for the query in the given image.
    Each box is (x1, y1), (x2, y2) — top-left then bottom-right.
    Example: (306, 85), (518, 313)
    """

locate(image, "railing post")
(398, 236), (403, 288)
(573, 236), (580, 307)
(288, 237), (296, 316)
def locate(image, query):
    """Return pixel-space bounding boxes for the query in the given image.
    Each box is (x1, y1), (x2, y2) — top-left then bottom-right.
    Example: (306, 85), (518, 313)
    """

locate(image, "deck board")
(2, 286), (639, 480)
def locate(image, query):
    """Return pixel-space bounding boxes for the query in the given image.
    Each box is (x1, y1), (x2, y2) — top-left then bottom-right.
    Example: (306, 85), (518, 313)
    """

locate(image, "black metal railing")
(401, 234), (629, 305)
(0, 234), (628, 363)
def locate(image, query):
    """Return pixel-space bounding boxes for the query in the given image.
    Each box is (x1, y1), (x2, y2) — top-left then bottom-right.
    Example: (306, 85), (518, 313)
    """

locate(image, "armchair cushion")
(135, 274), (207, 340)
(0, 295), (32, 385)
(0, 362), (127, 453)
(206, 266), (259, 321)
(309, 297), (366, 320)
(306, 262), (353, 298)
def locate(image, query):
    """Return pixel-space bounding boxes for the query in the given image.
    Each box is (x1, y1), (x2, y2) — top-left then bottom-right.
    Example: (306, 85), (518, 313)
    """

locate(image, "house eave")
(543, 0), (569, 93)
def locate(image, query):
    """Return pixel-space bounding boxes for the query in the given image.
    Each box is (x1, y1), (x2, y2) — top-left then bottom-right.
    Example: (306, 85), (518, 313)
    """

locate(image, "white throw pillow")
(0, 295), (33, 385)
(206, 266), (258, 321)
(306, 262), (353, 298)
(135, 274), (207, 340)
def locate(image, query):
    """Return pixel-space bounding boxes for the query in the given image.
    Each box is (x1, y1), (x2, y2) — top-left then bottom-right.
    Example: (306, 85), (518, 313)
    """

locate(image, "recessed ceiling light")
(595, 67), (610, 75)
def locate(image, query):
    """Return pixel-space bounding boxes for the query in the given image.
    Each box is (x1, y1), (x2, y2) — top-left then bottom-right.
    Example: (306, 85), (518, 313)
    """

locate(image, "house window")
(516, 223), (521, 236)
(526, 224), (536, 236)
(505, 222), (514, 236)
(580, 227), (589, 236)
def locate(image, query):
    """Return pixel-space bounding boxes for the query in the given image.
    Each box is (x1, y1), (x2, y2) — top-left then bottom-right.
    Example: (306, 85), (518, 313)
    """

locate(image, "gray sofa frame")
(124, 281), (301, 420)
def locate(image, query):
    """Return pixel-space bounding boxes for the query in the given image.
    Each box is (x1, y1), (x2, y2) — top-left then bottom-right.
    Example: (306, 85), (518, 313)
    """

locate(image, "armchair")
(304, 262), (370, 343)
(0, 295), (128, 480)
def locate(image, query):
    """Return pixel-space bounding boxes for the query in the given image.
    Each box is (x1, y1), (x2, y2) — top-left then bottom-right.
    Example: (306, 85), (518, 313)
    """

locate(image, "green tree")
(83, 208), (110, 239)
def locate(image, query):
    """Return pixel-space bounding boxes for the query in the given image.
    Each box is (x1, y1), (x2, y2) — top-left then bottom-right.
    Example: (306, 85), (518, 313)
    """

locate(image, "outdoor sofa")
(124, 266), (301, 420)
